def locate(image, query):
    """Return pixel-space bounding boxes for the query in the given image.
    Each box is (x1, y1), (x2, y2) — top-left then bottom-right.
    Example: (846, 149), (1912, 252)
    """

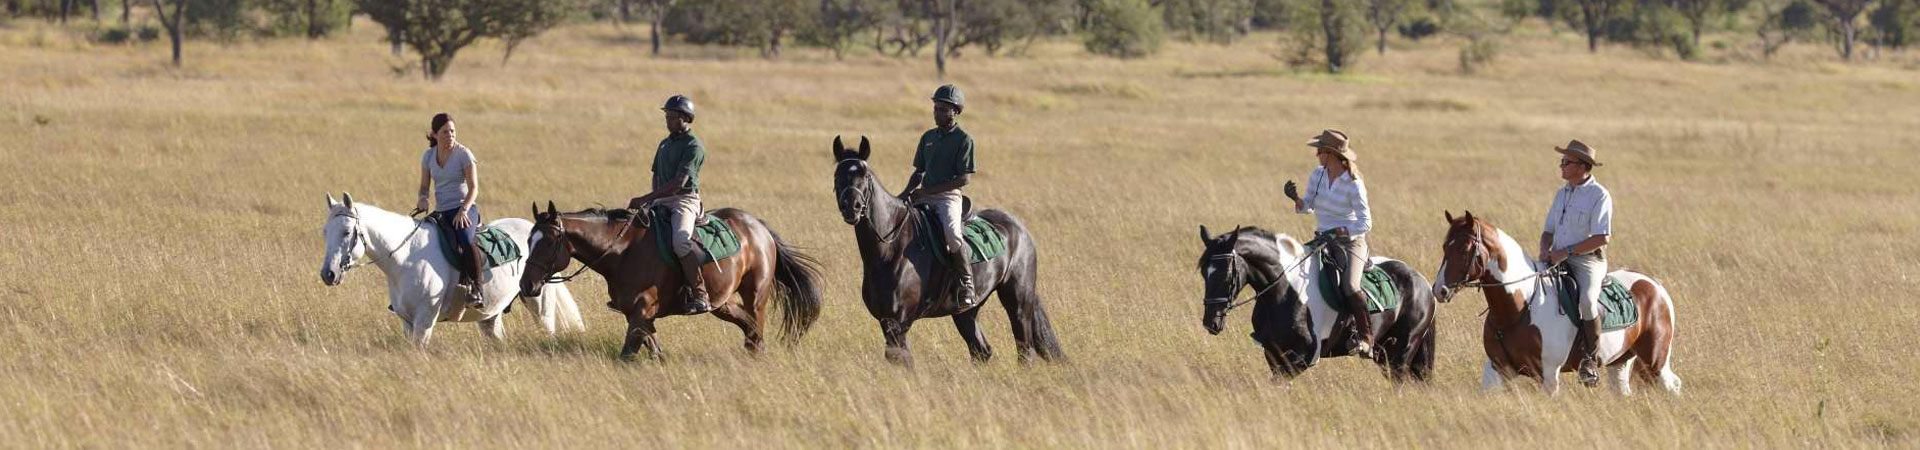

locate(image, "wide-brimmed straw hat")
(1306, 129), (1357, 161)
(1555, 139), (1602, 167)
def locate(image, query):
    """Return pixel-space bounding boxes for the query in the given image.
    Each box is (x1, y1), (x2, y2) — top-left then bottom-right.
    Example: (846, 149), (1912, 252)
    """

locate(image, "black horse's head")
(1198, 225), (1321, 376)
(1197, 225), (1250, 336)
(519, 201), (570, 298)
(831, 135), (877, 225)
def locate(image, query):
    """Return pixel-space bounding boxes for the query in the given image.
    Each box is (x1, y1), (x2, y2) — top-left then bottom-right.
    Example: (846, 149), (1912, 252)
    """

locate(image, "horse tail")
(985, 210), (1066, 362)
(542, 281), (586, 333)
(766, 227), (825, 346)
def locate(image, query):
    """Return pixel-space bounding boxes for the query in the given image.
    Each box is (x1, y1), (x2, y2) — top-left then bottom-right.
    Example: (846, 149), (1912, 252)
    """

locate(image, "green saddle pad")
(437, 226), (521, 270)
(1556, 274), (1641, 331)
(1315, 251), (1401, 313)
(961, 218), (1007, 264)
(653, 213), (743, 268)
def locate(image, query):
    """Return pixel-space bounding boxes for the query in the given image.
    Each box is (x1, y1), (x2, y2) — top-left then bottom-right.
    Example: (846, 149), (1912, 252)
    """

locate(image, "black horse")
(1197, 225), (1435, 381)
(831, 136), (1065, 366)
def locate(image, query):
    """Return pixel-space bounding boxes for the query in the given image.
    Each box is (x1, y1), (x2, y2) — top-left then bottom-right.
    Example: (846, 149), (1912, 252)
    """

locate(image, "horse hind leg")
(712, 301), (765, 354)
(880, 319), (914, 368)
(478, 316), (505, 342)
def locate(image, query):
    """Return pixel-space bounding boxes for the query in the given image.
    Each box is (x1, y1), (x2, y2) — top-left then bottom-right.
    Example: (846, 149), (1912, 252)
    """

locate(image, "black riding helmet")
(662, 95), (696, 121)
(931, 84), (963, 112)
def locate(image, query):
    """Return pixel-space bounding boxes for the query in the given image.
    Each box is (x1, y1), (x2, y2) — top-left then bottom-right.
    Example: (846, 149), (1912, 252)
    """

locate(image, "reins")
(541, 213), (636, 284)
(1206, 236), (1333, 315)
(337, 209), (424, 272)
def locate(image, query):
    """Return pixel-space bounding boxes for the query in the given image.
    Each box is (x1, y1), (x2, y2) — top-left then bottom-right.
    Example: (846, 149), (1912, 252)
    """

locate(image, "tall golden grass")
(2, 16), (1918, 448)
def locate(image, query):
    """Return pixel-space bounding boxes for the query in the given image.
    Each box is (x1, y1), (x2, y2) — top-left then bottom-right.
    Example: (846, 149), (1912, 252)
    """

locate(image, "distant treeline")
(5, 0), (1915, 78)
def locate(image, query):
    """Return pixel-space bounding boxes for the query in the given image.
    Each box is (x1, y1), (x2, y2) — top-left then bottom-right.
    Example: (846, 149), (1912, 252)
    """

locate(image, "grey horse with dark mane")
(831, 136), (1064, 366)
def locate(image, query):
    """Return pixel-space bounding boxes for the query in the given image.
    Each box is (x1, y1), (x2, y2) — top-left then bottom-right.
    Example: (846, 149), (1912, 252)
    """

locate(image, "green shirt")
(651, 132), (706, 192)
(913, 126), (975, 186)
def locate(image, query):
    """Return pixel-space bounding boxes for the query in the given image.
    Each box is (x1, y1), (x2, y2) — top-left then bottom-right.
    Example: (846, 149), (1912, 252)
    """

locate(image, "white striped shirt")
(1544, 175), (1612, 252)
(1294, 166), (1372, 236)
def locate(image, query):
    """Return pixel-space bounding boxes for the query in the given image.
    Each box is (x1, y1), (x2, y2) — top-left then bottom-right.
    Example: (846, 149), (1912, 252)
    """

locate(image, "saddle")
(645, 205), (741, 269)
(910, 196), (1007, 266)
(426, 217), (521, 276)
(1550, 269), (1640, 332)
(1304, 233), (1398, 313)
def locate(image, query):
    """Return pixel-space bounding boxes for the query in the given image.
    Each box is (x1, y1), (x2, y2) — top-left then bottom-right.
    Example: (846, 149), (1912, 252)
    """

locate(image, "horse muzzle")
(320, 268), (341, 286)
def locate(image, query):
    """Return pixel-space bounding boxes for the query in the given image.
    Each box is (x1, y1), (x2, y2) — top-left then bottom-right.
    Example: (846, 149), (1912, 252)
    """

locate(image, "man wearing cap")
(898, 84), (978, 306)
(1539, 139), (1612, 387)
(1284, 129), (1376, 358)
(628, 94), (713, 314)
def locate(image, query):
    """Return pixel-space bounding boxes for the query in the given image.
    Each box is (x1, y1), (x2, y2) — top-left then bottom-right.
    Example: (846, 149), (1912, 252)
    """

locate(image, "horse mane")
(1195, 226), (1282, 271)
(570, 207), (634, 223)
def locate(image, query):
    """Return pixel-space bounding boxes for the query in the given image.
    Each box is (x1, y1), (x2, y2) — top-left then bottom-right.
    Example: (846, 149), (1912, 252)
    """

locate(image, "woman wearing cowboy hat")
(1284, 129), (1377, 358)
(1539, 139), (1613, 387)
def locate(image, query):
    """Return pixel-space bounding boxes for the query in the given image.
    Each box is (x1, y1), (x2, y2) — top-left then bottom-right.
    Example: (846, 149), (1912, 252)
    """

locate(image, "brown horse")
(831, 136), (1064, 366)
(517, 202), (824, 360)
(1433, 211), (1682, 395)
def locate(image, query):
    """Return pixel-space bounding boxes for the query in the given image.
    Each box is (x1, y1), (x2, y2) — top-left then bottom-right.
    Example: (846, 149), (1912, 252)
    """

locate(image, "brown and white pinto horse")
(517, 203), (825, 360)
(1433, 211), (1682, 395)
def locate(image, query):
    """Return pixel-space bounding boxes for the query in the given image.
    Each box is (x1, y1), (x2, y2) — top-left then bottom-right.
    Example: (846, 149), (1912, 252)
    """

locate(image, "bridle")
(835, 160), (907, 244)
(532, 214), (634, 284)
(1202, 236), (1330, 315)
(1435, 229), (1559, 301)
(332, 208), (423, 274)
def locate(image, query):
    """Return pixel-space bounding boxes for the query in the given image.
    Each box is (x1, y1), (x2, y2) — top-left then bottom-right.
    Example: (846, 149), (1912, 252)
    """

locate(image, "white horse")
(320, 193), (584, 345)
(1433, 212), (1682, 396)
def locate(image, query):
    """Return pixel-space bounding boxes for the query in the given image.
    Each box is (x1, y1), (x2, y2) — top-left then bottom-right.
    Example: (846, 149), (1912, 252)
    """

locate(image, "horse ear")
(1228, 225), (1243, 242)
(341, 192), (355, 208)
(1199, 225), (1213, 244)
(326, 193), (338, 207)
(1444, 210), (1455, 223)
(1463, 210), (1475, 221)
(832, 135), (849, 161)
(857, 136), (872, 161)
(531, 202), (540, 218)
(547, 201), (557, 215)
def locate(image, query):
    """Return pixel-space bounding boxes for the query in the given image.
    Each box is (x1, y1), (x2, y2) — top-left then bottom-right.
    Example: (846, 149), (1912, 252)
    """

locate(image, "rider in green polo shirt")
(628, 94), (712, 314)
(898, 84), (978, 306)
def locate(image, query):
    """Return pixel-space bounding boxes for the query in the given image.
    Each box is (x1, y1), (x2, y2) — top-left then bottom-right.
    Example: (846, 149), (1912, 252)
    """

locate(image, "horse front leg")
(620, 317), (662, 361)
(1480, 360), (1508, 392)
(952, 308), (992, 363)
(880, 319), (914, 368)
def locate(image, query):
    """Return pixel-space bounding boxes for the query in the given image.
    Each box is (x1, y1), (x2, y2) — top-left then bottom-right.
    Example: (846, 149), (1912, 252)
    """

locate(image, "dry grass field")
(3, 14), (1919, 448)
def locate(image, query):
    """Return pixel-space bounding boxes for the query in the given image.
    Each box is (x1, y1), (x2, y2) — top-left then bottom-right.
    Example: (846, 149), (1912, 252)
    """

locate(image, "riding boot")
(463, 242), (487, 308)
(1345, 290), (1376, 359)
(1575, 313), (1604, 387)
(677, 252), (714, 315)
(947, 239), (977, 307)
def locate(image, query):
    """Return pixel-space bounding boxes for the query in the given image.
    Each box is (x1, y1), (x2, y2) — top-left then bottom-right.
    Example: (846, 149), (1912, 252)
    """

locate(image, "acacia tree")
(1364, 0), (1412, 54)
(1563, 0), (1622, 52)
(643, 0), (675, 56)
(356, 0), (575, 80)
(1672, 0), (1717, 49)
(1814, 0), (1875, 59)
(150, 0), (187, 66)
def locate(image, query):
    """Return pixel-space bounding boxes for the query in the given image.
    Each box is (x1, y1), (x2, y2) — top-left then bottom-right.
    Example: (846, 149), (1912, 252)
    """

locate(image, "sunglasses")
(1559, 159), (1583, 168)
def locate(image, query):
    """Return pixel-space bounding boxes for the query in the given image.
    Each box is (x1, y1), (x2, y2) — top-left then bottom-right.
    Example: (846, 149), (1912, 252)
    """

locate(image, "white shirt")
(1294, 166), (1372, 236)
(1544, 175), (1612, 252)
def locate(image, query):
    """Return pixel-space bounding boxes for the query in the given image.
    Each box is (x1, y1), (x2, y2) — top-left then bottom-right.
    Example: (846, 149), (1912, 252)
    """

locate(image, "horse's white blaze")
(529, 230), (544, 253)
(319, 202), (584, 346)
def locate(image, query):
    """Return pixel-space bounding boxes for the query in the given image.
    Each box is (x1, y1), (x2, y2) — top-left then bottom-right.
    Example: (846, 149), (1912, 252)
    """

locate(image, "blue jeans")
(431, 205), (482, 276)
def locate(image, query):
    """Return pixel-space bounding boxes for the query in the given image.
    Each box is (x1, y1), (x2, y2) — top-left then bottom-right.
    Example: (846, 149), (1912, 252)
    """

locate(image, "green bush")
(1397, 16), (1440, 40)
(1083, 0), (1164, 58)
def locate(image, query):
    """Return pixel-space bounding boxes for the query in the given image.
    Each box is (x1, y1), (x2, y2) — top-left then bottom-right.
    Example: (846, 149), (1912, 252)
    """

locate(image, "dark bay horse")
(517, 202), (824, 360)
(1433, 211), (1680, 395)
(831, 136), (1064, 366)
(1198, 225), (1436, 381)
